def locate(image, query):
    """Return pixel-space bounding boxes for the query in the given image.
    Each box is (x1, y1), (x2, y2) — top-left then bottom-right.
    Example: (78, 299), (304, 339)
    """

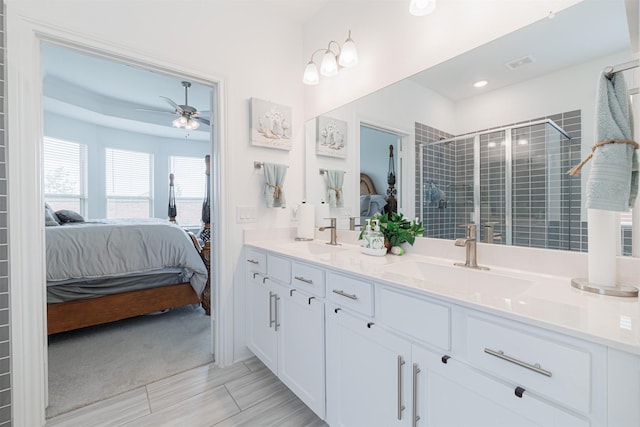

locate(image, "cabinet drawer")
(246, 248), (267, 274)
(267, 253), (291, 284)
(327, 272), (373, 316)
(292, 262), (325, 297)
(377, 287), (450, 350)
(466, 316), (591, 414)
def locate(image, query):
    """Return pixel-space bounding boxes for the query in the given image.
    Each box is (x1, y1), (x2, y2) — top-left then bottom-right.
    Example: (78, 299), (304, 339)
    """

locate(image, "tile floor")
(46, 356), (327, 427)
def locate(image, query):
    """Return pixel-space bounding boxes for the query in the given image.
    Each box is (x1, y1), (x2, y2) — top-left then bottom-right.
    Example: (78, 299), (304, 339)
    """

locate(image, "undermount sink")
(276, 240), (350, 255)
(383, 261), (532, 298)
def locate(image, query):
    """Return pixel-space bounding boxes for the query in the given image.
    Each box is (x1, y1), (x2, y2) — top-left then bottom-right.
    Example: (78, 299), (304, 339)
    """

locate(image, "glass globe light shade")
(303, 61), (319, 85)
(339, 34), (358, 67)
(320, 51), (338, 77)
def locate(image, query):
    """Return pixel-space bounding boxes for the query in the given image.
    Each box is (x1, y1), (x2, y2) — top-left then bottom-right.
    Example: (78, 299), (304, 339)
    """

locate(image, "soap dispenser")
(359, 219), (372, 248)
(369, 219), (385, 250)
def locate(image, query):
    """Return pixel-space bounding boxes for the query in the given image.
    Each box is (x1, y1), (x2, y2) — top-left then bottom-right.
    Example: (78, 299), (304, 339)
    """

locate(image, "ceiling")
(409, 0), (631, 101)
(41, 0), (632, 139)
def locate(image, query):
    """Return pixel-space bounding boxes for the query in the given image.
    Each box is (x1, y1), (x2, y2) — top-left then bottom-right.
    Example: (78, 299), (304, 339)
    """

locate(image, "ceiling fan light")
(320, 51), (338, 77)
(303, 61), (320, 85)
(189, 119), (200, 130)
(172, 118), (182, 128)
(339, 32), (358, 68)
(178, 116), (188, 125)
(410, 0), (436, 16)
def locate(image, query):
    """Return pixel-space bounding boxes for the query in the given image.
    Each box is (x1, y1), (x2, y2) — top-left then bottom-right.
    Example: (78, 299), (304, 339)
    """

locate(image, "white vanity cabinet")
(244, 244), (639, 427)
(245, 249), (326, 418)
(326, 306), (412, 427)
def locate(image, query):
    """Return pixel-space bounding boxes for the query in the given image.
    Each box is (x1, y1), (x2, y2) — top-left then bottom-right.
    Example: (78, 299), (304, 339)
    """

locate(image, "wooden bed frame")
(47, 282), (201, 335)
(47, 156), (212, 335)
(360, 172), (378, 195)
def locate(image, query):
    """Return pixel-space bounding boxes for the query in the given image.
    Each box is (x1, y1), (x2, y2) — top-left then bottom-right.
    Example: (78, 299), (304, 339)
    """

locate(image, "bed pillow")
(45, 203), (60, 226)
(55, 209), (85, 224)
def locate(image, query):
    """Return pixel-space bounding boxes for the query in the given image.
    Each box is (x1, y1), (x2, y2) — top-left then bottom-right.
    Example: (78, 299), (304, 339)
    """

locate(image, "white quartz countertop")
(246, 238), (640, 355)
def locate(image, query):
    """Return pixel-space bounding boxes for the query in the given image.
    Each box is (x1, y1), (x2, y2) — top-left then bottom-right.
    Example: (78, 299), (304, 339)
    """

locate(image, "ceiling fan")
(141, 81), (210, 130)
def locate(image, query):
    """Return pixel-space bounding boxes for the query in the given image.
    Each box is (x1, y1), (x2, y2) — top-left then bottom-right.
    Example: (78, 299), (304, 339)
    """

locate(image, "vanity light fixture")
(303, 30), (358, 86)
(409, 0), (436, 16)
(473, 80), (488, 88)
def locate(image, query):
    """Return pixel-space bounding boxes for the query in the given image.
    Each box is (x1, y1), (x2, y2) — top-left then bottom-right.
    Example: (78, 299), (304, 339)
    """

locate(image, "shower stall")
(419, 119), (581, 250)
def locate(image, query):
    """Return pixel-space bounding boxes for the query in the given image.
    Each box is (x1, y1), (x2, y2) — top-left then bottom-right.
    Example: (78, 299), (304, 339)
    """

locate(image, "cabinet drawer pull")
(253, 272), (260, 279)
(294, 276), (314, 284)
(262, 277), (269, 284)
(484, 348), (552, 377)
(332, 289), (358, 300)
(397, 356), (406, 420)
(247, 259), (259, 264)
(515, 386), (526, 398)
(412, 363), (421, 427)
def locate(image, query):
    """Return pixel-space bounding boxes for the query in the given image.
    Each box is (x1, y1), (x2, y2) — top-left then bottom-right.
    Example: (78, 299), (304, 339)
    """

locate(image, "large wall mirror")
(305, 0), (637, 254)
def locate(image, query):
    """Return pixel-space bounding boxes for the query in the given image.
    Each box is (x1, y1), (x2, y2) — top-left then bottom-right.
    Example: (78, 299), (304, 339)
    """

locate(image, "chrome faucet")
(483, 222), (502, 244)
(319, 217), (339, 245)
(454, 224), (489, 270)
(349, 216), (365, 231)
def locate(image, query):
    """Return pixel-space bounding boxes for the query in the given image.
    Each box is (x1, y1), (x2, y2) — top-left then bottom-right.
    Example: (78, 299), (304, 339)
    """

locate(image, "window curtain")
(326, 170), (345, 208)
(264, 163), (287, 208)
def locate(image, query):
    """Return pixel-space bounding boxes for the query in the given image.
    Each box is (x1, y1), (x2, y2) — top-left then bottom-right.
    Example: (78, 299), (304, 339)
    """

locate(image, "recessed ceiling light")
(473, 80), (488, 88)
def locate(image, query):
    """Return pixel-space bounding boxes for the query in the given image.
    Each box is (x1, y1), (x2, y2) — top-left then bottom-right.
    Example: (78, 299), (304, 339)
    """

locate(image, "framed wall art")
(316, 116), (347, 158)
(250, 98), (292, 151)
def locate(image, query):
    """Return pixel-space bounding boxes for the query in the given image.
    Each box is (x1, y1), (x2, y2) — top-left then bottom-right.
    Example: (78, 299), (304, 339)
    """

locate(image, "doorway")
(41, 43), (218, 417)
(359, 123), (408, 218)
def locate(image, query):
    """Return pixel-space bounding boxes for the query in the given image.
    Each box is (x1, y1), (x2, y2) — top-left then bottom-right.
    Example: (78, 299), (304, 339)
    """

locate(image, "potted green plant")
(360, 212), (425, 253)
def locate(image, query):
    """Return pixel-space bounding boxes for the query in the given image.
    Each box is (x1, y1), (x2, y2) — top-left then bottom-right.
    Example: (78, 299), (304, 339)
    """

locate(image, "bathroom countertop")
(246, 238), (640, 356)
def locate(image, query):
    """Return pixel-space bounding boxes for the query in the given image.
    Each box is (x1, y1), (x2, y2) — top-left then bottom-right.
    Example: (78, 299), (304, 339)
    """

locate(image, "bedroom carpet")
(46, 304), (212, 419)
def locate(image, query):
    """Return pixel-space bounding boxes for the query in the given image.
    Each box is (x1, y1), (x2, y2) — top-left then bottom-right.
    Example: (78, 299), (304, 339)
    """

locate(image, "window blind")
(105, 148), (152, 218)
(43, 137), (87, 213)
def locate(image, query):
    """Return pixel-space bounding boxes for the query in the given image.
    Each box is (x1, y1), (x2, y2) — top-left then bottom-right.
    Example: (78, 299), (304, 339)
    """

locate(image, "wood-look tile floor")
(46, 356), (328, 427)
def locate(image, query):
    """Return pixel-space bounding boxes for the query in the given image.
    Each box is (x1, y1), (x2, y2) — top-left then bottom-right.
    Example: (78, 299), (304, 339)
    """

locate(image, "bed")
(359, 172), (388, 218)
(46, 157), (212, 335)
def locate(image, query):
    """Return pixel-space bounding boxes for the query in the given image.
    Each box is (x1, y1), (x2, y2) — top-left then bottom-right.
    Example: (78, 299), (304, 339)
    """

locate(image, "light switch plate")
(236, 205), (257, 223)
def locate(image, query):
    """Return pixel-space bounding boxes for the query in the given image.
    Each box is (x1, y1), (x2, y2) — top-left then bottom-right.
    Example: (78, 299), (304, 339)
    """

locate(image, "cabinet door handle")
(484, 348), (552, 377)
(274, 295), (281, 331)
(294, 275), (313, 284)
(332, 289), (358, 300)
(397, 355), (406, 420)
(268, 291), (275, 328)
(247, 259), (259, 264)
(412, 363), (421, 427)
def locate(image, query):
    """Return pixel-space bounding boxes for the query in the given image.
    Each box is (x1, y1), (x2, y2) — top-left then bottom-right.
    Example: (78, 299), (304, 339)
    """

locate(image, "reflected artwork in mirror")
(304, 0), (636, 255)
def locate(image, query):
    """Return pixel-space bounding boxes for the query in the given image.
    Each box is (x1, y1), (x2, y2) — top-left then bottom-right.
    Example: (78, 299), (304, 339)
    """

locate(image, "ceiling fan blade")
(135, 107), (177, 115)
(160, 96), (182, 112)
(194, 116), (210, 126)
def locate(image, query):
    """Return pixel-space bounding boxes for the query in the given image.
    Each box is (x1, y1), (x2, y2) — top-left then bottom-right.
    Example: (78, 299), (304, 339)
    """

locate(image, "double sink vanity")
(244, 231), (640, 427)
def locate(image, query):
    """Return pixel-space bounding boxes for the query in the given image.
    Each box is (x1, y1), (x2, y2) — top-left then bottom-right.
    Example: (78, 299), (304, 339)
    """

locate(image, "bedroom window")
(170, 156), (206, 226)
(43, 138), (87, 215)
(106, 148), (153, 218)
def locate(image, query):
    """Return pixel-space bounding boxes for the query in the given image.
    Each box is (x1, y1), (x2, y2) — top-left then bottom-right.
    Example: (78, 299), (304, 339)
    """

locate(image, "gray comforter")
(46, 219), (208, 295)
